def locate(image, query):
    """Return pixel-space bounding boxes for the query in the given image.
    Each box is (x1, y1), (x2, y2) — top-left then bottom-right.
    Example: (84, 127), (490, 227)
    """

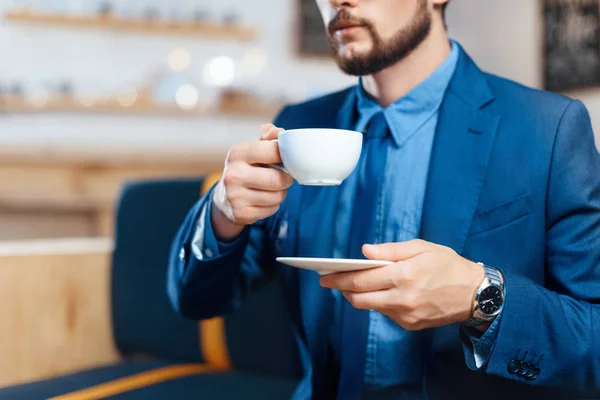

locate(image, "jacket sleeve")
(465, 100), (600, 393)
(167, 108), (290, 320)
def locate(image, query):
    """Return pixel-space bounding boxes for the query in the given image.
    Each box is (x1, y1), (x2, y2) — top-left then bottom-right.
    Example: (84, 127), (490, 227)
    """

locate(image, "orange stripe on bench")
(198, 172), (232, 370)
(201, 172), (222, 196)
(200, 317), (232, 370)
(48, 364), (214, 400)
(50, 172), (229, 400)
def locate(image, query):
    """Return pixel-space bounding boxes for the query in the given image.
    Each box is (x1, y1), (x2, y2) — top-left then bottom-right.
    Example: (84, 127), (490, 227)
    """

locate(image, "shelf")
(219, 97), (283, 119)
(3, 8), (257, 41)
(0, 95), (207, 117)
(0, 94), (283, 119)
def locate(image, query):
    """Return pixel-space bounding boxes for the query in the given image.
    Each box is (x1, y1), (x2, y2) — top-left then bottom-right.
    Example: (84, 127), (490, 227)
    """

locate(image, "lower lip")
(336, 26), (364, 36)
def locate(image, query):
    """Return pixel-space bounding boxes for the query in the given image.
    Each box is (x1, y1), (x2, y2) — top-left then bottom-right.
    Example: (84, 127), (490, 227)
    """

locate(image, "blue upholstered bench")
(0, 176), (302, 399)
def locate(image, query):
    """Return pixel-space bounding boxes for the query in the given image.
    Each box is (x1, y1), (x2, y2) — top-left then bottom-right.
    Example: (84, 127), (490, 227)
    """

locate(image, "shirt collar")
(355, 40), (460, 147)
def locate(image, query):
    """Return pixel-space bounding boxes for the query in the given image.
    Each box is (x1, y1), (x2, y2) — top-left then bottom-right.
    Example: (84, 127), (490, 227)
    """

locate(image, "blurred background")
(0, 0), (597, 241)
(0, 0), (354, 240)
(0, 0), (599, 397)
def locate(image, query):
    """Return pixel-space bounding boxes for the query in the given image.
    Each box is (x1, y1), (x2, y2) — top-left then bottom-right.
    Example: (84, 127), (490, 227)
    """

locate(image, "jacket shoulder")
(482, 73), (595, 161)
(484, 73), (575, 117)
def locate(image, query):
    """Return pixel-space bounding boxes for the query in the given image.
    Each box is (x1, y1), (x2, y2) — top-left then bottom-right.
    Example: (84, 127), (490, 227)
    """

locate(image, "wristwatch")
(462, 263), (505, 327)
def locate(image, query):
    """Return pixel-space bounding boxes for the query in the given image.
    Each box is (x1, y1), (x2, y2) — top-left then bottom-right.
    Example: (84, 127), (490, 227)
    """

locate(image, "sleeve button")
(529, 367), (540, 380)
(525, 366), (536, 379)
(518, 363), (531, 377)
(508, 359), (521, 374)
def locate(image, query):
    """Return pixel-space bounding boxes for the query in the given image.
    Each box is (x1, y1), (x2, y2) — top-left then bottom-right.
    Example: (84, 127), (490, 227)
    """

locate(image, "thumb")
(260, 123), (284, 140)
(363, 240), (432, 262)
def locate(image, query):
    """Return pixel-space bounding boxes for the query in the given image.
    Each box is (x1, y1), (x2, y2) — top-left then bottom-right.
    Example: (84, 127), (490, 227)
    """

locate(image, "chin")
(336, 42), (373, 60)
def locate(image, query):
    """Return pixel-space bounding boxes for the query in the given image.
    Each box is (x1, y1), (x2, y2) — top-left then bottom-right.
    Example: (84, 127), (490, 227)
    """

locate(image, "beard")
(327, 0), (432, 76)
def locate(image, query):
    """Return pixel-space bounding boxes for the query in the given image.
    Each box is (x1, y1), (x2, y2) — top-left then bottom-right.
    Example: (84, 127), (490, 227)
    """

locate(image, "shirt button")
(508, 359), (521, 374)
(205, 248), (214, 258)
(179, 248), (186, 262)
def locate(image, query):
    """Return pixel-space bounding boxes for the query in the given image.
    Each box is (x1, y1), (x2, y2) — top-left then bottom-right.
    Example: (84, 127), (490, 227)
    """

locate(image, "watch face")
(479, 286), (504, 315)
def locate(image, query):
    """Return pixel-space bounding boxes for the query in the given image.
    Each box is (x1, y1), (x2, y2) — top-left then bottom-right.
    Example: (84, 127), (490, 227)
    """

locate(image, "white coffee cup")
(272, 128), (363, 186)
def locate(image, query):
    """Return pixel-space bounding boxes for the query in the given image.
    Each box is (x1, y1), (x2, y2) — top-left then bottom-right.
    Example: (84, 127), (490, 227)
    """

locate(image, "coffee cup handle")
(267, 139), (289, 174)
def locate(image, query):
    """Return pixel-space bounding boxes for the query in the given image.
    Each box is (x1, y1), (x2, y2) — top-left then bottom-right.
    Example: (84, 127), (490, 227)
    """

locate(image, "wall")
(2, 0), (600, 151)
(0, 0), (355, 153)
(447, 0), (600, 148)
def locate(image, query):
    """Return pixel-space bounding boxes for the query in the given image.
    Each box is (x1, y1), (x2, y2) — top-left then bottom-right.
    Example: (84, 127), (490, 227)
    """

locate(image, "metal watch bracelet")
(461, 264), (505, 327)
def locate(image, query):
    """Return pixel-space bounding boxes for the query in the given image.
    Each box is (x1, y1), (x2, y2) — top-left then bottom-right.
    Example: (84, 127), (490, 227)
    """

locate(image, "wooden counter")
(0, 238), (119, 387)
(0, 144), (226, 240)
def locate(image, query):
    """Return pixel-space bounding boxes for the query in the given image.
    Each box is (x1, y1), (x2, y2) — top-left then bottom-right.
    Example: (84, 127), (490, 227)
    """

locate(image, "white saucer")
(276, 257), (393, 275)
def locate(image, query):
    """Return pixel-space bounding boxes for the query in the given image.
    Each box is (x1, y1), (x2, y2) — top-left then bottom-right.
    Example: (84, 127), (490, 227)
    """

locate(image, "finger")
(229, 141), (282, 165)
(319, 264), (397, 292)
(260, 124), (285, 140)
(342, 289), (395, 311)
(229, 204), (280, 225)
(243, 164), (294, 191)
(244, 141), (283, 165)
(259, 123), (275, 139)
(362, 239), (434, 262)
(230, 187), (288, 207)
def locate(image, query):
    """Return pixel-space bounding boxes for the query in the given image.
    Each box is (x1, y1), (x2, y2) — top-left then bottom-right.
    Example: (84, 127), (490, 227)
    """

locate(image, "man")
(167, 0), (600, 398)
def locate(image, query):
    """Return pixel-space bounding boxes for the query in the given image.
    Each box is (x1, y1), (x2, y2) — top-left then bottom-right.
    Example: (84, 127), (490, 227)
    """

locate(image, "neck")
(361, 23), (452, 108)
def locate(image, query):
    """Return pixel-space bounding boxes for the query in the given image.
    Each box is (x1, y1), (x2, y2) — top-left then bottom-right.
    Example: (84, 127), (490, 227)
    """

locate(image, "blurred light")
(203, 56), (235, 87)
(29, 88), (51, 108)
(175, 84), (199, 110)
(168, 47), (191, 72)
(79, 97), (96, 108)
(242, 48), (267, 75)
(116, 87), (138, 107)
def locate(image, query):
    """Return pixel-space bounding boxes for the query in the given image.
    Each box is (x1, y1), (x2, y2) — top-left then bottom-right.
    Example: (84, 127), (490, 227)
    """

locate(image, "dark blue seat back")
(110, 177), (302, 379)
(111, 178), (205, 363)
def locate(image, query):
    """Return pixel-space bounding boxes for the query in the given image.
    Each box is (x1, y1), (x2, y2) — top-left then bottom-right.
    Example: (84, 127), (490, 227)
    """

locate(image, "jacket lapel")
(296, 184), (342, 396)
(294, 89), (358, 395)
(420, 48), (500, 254)
(296, 88), (358, 339)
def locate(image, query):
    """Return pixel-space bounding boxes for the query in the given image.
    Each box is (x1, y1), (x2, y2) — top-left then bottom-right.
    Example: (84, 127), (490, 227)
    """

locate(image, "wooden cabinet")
(0, 145), (224, 239)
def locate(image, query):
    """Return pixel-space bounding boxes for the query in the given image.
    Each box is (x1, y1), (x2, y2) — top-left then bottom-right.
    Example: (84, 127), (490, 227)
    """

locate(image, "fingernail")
(261, 130), (270, 139)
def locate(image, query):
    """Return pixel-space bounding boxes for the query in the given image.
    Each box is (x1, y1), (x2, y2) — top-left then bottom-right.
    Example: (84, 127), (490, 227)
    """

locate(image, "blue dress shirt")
(192, 40), (501, 393)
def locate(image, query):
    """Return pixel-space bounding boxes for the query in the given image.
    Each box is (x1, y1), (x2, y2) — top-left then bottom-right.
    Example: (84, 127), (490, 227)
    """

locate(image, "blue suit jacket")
(168, 47), (600, 399)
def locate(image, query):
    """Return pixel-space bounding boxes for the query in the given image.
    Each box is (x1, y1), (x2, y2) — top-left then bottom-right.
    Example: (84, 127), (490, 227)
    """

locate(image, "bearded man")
(168, 1), (600, 398)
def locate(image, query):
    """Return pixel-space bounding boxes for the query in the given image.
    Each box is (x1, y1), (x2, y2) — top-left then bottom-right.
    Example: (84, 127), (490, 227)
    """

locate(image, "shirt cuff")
(461, 310), (503, 369)
(191, 196), (244, 261)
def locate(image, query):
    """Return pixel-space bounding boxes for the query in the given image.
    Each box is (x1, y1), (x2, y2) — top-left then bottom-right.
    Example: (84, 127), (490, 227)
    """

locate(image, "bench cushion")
(0, 361), (299, 400)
